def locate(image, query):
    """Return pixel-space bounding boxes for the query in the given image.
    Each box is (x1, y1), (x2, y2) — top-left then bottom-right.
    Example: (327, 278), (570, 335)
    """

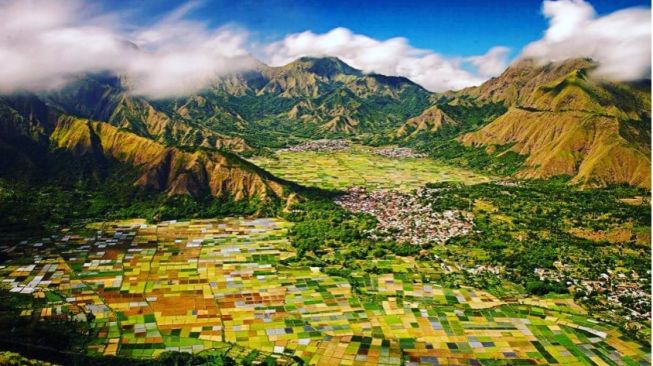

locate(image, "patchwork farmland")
(0, 218), (649, 365)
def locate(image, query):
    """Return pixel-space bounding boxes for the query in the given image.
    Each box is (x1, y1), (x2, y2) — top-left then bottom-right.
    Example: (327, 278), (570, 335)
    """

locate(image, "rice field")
(251, 145), (490, 191)
(1, 218), (650, 365)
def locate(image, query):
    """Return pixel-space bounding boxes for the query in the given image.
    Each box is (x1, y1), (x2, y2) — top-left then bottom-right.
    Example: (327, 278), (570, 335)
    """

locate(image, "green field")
(251, 145), (490, 191)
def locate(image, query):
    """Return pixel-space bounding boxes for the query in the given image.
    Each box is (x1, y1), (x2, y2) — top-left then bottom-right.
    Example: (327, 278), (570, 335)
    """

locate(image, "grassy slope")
(455, 62), (651, 188)
(49, 115), (298, 201)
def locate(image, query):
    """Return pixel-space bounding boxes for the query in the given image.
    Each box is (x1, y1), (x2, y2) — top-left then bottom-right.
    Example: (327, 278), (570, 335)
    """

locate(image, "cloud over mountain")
(262, 27), (509, 92)
(466, 47), (511, 78)
(0, 0), (649, 98)
(521, 0), (651, 81)
(0, 0), (254, 98)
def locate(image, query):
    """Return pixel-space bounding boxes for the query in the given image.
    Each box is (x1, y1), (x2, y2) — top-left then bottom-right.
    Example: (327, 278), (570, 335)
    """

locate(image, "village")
(371, 147), (426, 159)
(533, 262), (651, 322)
(334, 186), (474, 246)
(280, 139), (427, 160)
(280, 139), (351, 153)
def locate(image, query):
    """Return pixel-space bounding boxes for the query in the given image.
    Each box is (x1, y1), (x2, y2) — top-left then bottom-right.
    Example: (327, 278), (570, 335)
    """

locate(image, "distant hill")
(394, 105), (459, 138)
(32, 57), (431, 148)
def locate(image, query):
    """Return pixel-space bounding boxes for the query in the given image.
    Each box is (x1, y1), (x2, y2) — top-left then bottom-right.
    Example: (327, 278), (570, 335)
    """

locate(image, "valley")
(251, 142), (490, 191)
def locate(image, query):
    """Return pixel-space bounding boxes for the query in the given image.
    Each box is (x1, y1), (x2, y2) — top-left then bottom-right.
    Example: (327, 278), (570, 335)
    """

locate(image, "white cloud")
(2, 0), (646, 97)
(262, 27), (509, 91)
(521, 0), (651, 81)
(0, 0), (254, 98)
(466, 47), (511, 77)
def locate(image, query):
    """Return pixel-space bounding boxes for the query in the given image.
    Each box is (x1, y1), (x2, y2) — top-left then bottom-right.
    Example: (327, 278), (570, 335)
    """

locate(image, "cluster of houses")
(280, 139), (351, 153)
(534, 262), (651, 321)
(279, 139), (427, 159)
(334, 186), (474, 246)
(372, 147), (426, 159)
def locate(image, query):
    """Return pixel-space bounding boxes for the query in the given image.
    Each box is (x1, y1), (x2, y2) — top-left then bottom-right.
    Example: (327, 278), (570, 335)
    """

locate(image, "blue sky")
(107, 0), (650, 58)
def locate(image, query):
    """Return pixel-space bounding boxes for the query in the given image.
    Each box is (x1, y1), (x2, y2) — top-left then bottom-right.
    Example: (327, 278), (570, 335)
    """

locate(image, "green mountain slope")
(159, 57), (431, 144)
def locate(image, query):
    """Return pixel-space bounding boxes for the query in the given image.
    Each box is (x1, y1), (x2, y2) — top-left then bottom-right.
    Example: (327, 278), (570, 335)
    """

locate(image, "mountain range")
(0, 55), (650, 205)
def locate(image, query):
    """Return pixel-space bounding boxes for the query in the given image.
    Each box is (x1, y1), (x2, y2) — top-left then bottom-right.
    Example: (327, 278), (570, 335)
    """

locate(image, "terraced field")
(1, 219), (649, 365)
(251, 145), (490, 191)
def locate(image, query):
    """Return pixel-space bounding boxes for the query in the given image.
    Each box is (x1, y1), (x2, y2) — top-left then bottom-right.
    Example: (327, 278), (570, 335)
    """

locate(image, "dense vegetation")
(437, 101), (507, 131)
(287, 200), (429, 257)
(0, 163), (280, 244)
(413, 139), (526, 176)
(423, 180), (650, 289)
(283, 180), (650, 289)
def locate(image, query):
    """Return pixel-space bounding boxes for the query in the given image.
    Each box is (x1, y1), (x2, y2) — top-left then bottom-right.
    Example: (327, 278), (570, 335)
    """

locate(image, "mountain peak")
(286, 56), (363, 78)
(509, 57), (595, 70)
(452, 57), (600, 106)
